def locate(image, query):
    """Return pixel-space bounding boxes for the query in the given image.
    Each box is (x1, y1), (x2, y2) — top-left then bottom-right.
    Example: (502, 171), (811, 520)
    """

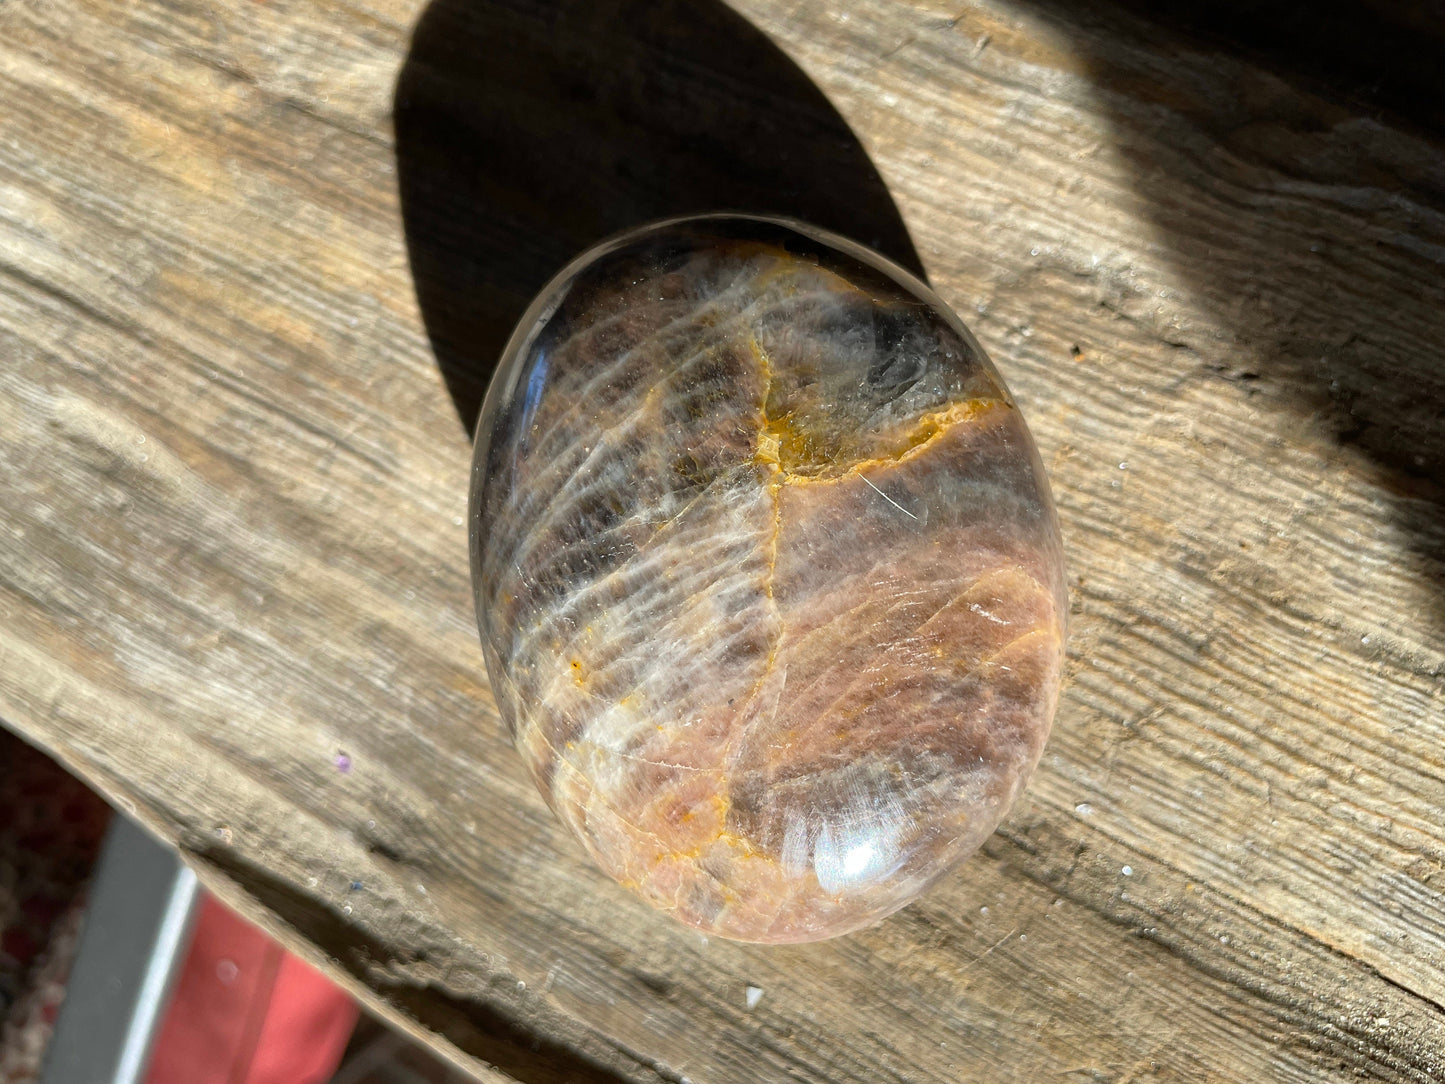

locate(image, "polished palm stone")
(470, 216), (1066, 943)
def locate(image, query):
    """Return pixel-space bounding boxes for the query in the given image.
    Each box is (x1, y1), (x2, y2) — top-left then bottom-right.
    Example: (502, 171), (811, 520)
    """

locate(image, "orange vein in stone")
(752, 333), (784, 608)
(698, 333), (789, 839)
(780, 397), (1006, 486)
(593, 333), (794, 878)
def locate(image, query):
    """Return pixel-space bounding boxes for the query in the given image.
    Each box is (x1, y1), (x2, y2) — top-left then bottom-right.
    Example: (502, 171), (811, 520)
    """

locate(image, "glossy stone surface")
(470, 217), (1066, 943)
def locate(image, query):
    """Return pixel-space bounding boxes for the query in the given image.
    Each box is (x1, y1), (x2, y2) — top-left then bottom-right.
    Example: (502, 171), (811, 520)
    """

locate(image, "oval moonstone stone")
(470, 216), (1066, 943)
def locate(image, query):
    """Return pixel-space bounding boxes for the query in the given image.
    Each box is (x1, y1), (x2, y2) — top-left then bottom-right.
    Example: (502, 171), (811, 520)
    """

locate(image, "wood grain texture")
(0, 0), (1441, 1080)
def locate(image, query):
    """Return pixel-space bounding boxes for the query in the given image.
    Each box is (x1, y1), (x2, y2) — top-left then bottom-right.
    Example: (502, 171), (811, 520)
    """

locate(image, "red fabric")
(145, 897), (357, 1084)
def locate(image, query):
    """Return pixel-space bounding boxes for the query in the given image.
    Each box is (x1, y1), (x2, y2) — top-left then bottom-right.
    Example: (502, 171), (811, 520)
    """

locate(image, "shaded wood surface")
(2, 0), (1443, 1080)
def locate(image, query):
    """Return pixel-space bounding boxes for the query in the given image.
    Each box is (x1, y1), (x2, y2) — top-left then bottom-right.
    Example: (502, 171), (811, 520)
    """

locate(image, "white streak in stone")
(860, 474), (918, 520)
(968, 602), (1009, 625)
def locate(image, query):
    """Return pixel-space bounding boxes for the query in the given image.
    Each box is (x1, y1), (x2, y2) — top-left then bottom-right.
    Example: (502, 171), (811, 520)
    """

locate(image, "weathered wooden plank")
(1, 0), (1441, 1080)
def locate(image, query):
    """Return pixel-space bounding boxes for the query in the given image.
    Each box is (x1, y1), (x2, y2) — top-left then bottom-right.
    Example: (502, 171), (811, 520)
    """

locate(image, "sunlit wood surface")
(2, 0), (1442, 1078)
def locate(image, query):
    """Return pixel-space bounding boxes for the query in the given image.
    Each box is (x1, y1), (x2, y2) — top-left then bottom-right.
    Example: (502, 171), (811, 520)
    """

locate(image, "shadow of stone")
(395, 0), (922, 438)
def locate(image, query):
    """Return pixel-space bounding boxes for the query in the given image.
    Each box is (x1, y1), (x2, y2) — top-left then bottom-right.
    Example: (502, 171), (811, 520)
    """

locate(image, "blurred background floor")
(0, 727), (477, 1084)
